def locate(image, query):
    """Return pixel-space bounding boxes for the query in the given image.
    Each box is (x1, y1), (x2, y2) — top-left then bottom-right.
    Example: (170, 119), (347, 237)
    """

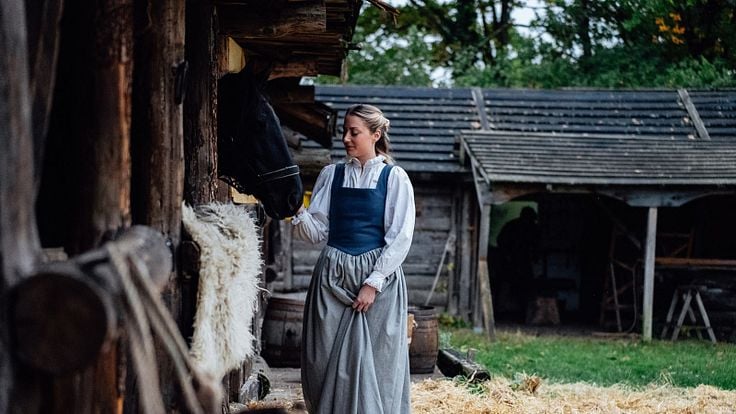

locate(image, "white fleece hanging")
(182, 202), (263, 379)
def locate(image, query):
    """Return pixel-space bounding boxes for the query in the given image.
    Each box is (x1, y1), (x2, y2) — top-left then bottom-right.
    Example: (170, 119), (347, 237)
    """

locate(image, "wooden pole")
(26, 0), (64, 192)
(184, 0), (221, 205)
(642, 207), (658, 342)
(131, 0), (185, 410)
(477, 203), (496, 341)
(458, 188), (474, 319)
(0, 0), (42, 411)
(182, 0), (224, 346)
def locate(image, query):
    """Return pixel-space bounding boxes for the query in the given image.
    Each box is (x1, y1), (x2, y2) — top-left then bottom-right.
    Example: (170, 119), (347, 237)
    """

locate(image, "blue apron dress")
(301, 163), (411, 414)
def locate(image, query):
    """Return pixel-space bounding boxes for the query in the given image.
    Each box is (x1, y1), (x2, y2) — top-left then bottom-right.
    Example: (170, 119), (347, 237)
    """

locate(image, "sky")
(385, 0), (545, 85)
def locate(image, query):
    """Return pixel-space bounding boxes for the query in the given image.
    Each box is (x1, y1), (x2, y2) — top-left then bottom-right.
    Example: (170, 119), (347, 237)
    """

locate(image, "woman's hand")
(352, 284), (377, 313)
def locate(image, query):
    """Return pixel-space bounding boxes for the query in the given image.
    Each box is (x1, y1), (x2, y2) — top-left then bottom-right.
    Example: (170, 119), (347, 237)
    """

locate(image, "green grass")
(444, 328), (736, 390)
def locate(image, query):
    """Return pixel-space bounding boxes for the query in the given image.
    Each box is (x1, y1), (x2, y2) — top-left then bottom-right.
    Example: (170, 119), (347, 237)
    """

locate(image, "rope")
(107, 244), (208, 414)
(108, 244), (166, 414)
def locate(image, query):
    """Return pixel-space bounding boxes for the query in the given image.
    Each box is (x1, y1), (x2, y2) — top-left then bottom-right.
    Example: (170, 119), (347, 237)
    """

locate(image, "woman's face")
(343, 115), (379, 164)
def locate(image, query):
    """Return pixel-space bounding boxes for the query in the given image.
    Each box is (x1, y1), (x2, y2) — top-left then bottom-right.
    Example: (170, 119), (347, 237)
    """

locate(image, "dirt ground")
(238, 362), (445, 413)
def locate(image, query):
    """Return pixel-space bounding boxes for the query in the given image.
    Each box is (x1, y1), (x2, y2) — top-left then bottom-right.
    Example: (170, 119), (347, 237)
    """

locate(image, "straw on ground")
(411, 377), (736, 414)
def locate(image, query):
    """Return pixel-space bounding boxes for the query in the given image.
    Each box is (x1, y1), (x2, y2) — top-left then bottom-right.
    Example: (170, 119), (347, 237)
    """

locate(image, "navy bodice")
(327, 163), (393, 255)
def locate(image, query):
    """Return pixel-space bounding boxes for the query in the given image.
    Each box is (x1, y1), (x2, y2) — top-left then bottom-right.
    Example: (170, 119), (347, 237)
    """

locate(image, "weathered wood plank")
(436, 349), (490, 382)
(131, 0), (185, 409)
(1, 0), (42, 411)
(642, 207), (658, 342)
(218, 3), (326, 39)
(25, 0), (63, 191)
(184, 0), (222, 205)
(38, 1), (136, 412)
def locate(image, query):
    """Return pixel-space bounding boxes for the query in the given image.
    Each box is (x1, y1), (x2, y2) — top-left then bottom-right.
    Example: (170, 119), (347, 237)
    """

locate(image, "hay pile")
(411, 377), (736, 414)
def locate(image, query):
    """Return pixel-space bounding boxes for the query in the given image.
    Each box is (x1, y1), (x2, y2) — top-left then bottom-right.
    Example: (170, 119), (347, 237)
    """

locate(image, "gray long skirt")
(301, 245), (411, 414)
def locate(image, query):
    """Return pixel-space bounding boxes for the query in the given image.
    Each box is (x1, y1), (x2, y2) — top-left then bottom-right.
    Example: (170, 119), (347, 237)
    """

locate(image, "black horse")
(218, 63), (303, 219)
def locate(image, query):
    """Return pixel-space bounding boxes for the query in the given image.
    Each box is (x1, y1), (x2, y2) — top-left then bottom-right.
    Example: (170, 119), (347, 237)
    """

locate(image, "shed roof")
(461, 130), (736, 186)
(480, 89), (698, 137)
(314, 85), (479, 174)
(462, 88), (736, 188)
(688, 90), (736, 138)
(312, 85), (736, 189)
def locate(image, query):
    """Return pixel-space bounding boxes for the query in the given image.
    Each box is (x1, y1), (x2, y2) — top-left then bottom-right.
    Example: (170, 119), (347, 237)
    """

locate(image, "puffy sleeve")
(291, 164), (334, 244)
(363, 166), (415, 292)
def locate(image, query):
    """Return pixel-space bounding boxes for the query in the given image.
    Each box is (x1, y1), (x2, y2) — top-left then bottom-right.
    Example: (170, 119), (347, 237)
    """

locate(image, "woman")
(291, 104), (415, 413)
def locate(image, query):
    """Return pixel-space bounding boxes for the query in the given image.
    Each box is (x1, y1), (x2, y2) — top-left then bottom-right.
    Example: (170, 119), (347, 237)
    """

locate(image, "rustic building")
(0, 0), (382, 412)
(277, 86), (480, 315)
(276, 85), (736, 343)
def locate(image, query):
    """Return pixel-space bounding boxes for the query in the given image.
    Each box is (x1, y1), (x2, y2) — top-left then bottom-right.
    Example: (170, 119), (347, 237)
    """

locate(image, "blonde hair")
(344, 104), (393, 163)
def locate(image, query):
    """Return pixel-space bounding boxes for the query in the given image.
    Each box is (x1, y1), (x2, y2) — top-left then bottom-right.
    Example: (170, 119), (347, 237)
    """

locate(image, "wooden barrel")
(262, 297), (304, 367)
(408, 306), (439, 374)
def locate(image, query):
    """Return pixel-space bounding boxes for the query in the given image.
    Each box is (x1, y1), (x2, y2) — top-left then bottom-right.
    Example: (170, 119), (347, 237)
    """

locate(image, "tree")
(321, 1), (735, 88)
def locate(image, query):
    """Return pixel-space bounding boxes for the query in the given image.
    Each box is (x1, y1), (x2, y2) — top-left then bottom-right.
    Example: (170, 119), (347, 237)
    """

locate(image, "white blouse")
(292, 155), (415, 292)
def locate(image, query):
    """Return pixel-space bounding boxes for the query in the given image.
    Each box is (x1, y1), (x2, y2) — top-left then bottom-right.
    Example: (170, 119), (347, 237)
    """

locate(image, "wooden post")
(280, 220), (294, 290)
(642, 207), (658, 342)
(131, 0), (185, 410)
(182, 0), (224, 347)
(36, 0), (136, 411)
(477, 203), (496, 341)
(0, 0), (42, 412)
(457, 188), (474, 319)
(26, 0), (64, 192)
(184, 0), (222, 204)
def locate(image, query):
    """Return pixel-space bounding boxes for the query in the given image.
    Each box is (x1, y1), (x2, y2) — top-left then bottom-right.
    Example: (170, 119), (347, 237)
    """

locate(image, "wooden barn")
(274, 85), (736, 343)
(275, 86), (481, 314)
(0, 0), (384, 412)
(460, 88), (736, 341)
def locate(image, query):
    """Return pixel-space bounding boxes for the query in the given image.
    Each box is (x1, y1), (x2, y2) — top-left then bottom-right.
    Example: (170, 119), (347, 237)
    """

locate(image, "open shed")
(279, 85), (736, 343)
(460, 88), (736, 340)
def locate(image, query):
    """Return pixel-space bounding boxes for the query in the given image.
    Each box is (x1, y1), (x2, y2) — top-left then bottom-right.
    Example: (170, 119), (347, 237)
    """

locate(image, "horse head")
(218, 63), (303, 219)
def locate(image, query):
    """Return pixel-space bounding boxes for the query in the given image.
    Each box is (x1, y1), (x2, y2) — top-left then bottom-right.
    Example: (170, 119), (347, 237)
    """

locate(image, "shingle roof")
(481, 89), (697, 137)
(314, 85), (478, 174)
(461, 130), (736, 186)
(312, 85), (736, 185)
(688, 90), (736, 139)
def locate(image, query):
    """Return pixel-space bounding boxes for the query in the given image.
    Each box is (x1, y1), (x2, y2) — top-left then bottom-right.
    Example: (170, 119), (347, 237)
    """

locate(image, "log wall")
(279, 180), (471, 312)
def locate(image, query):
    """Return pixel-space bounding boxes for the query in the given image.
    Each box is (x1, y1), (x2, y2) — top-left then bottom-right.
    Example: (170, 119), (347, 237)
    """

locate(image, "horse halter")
(255, 164), (300, 186)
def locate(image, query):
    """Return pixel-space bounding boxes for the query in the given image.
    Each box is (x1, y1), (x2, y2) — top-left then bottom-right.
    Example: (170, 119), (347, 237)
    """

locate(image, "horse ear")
(242, 59), (273, 88)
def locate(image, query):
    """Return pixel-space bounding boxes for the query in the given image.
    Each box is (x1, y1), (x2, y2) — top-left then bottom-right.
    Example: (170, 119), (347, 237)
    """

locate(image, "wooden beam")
(26, 0), (63, 192)
(131, 0), (185, 410)
(477, 203), (496, 341)
(436, 348), (490, 382)
(269, 58), (320, 79)
(655, 257), (736, 270)
(457, 188), (474, 319)
(267, 80), (315, 104)
(642, 207), (658, 342)
(678, 89), (710, 140)
(184, 0), (223, 205)
(0, 0), (41, 411)
(274, 102), (336, 149)
(218, 3), (326, 39)
(0, 0), (39, 284)
(471, 87), (493, 130)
